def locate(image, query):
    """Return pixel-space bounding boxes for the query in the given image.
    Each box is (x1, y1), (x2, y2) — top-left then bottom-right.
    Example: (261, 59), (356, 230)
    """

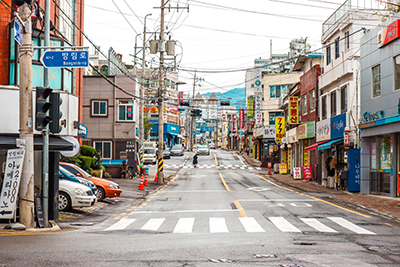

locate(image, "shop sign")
(254, 68), (262, 93)
(247, 97), (254, 117)
(254, 127), (264, 137)
(298, 124), (306, 139)
(293, 167), (302, 179)
(378, 19), (400, 48)
(306, 122), (315, 138)
(287, 127), (298, 143)
(284, 150), (288, 165)
(178, 91), (183, 105)
(316, 118), (330, 142)
(288, 96), (299, 124)
(288, 148), (292, 171)
(360, 110), (384, 124)
(304, 140), (309, 166)
(255, 95), (262, 125)
(275, 117), (285, 143)
(78, 123), (88, 138)
(269, 144), (274, 155)
(302, 166), (313, 179)
(331, 113), (346, 139)
(279, 163), (288, 174)
(239, 109), (245, 129)
(263, 126), (275, 138)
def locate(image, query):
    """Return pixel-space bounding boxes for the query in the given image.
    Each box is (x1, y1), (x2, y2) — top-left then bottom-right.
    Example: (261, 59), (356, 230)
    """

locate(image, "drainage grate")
(294, 242), (315, 246)
(230, 203), (237, 210)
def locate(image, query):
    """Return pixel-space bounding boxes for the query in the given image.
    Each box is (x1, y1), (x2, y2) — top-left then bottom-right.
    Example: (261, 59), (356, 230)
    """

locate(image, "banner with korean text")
(255, 95), (262, 125)
(275, 117), (285, 143)
(239, 109), (245, 129)
(288, 96), (299, 125)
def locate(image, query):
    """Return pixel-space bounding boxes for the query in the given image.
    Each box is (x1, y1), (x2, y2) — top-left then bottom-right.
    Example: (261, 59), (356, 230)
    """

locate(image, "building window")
(270, 86), (275, 98)
(345, 31), (350, 50)
(326, 45), (331, 65)
(322, 95), (327, 120)
(276, 86), (281, 97)
(331, 91), (337, 117)
(340, 85), (347, 113)
(118, 100), (134, 121)
(372, 65), (381, 97)
(301, 94), (307, 115)
(269, 112), (283, 125)
(395, 55), (400, 90)
(94, 141), (112, 159)
(335, 37), (340, 59)
(310, 89), (316, 112)
(92, 100), (107, 116)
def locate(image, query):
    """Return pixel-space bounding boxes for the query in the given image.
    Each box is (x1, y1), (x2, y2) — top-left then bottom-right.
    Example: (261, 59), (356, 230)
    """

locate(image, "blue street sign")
(14, 20), (22, 46)
(41, 50), (89, 68)
(148, 119), (159, 123)
(78, 123), (88, 138)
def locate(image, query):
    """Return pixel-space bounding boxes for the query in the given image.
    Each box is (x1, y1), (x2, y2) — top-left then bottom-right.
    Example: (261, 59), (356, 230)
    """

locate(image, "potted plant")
(120, 166), (128, 179)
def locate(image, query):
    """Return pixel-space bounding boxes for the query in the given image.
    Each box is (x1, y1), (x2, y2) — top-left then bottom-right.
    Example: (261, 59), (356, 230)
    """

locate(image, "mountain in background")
(202, 87), (245, 110)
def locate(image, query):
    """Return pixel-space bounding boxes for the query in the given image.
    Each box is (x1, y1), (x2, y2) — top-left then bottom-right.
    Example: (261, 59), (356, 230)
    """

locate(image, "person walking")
(246, 146), (250, 156)
(193, 152), (199, 167)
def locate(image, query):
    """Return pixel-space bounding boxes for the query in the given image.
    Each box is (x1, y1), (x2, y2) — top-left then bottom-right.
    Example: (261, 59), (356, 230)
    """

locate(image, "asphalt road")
(1, 149), (400, 267)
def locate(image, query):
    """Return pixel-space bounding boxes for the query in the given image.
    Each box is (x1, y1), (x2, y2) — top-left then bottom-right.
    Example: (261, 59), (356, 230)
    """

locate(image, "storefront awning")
(305, 140), (329, 152)
(0, 135), (73, 151)
(317, 138), (343, 151)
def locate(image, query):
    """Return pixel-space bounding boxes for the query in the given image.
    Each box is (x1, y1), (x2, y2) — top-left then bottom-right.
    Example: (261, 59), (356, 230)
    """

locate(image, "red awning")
(305, 140), (329, 152)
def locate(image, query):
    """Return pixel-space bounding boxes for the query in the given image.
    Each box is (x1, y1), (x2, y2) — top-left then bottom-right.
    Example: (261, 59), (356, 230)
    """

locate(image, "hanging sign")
(275, 117), (285, 143)
(254, 68), (262, 93)
(288, 96), (299, 125)
(239, 109), (245, 129)
(255, 95), (262, 125)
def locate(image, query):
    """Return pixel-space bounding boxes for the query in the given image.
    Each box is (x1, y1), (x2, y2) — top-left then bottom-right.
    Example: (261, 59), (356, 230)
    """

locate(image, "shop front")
(298, 122), (317, 181)
(286, 127), (298, 175)
(151, 123), (180, 148)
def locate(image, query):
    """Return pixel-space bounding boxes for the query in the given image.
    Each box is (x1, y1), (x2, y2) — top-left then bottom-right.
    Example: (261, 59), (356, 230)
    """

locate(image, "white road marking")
(199, 166), (204, 168)
(300, 218), (337, 233)
(104, 219), (136, 231)
(269, 217), (301, 233)
(248, 167), (253, 169)
(240, 167), (245, 169)
(183, 166), (188, 168)
(133, 209), (236, 214)
(235, 165), (240, 167)
(228, 165), (232, 167)
(209, 218), (229, 233)
(173, 218), (195, 233)
(256, 167), (261, 170)
(141, 218), (165, 231)
(239, 217), (265, 233)
(328, 217), (376, 235)
(207, 166), (212, 168)
(237, 199), (318, 202)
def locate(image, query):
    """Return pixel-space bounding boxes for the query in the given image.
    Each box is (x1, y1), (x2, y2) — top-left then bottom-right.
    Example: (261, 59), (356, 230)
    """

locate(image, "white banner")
(263, 126), (276, 138)
(255, 95), (262, 125)
(0, 149), (25, 219)
(254, 68), (262, 93)
(316, 118), (330, 142)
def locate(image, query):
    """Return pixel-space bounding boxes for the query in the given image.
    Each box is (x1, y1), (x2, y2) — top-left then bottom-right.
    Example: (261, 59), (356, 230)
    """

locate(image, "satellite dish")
(281, 137), (288, 144)
(60, 136), (80, 157)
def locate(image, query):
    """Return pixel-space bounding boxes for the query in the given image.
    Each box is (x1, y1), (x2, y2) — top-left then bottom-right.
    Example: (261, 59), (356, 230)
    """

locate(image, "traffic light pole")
(18, 3), (35, 228)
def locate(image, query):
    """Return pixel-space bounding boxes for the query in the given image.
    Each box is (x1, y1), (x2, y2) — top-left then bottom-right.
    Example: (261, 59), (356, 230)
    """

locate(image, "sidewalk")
(241, 153), (400, 222)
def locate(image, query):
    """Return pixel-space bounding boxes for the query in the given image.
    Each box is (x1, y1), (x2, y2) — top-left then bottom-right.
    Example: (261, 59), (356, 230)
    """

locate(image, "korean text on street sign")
(78, 123), (88, 138)
(254, 68), (262, 93)
(0, 149), (25, 219)
(255, 95), (262, 125)
(288, 96), (299, 125)
(275, 117), (285, 143)
(41, 50), (89, 68)
(14, 20), (22, 46)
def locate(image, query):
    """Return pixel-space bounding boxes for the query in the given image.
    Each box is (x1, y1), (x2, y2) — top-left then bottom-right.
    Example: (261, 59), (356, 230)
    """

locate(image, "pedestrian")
(193, 152), (199, 167)
(246, 146), (250, 156)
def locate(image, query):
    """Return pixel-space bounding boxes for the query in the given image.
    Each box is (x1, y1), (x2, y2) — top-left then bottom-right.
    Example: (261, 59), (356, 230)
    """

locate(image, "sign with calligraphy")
(304, 140), (309, 166)
(288, 96), (299, 125)
(239, 109), (245, 129)
(255, 95), (262, 125)
(293, 167), (302, 179)
(263, 126), (275, 139)
(331, 113), (346, 139)
(275, 117), (285, 143)
(378, 19), (400, 48)
(0, 149), (25, 219)
(302, 165), (313, 179)
(316, 118), (330, 142)
(279, 163), (288, 174)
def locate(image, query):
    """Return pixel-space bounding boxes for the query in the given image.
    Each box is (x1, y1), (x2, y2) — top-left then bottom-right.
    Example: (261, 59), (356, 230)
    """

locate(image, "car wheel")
(59, 192), (71, 211)
(96, 187), (106, 201)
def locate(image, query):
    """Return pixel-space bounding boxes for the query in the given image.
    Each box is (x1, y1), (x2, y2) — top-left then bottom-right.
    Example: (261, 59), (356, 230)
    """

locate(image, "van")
(143, 142), (157, 164)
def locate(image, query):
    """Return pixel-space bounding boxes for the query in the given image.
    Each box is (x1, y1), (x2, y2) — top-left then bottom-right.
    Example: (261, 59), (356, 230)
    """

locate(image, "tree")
(144, 117), (154, 140)
(375, 1), (400, 22)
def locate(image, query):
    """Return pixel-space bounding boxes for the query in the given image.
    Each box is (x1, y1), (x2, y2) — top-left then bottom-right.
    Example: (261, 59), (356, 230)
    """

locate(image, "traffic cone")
(154, 172), (158, 182)
(139, 174), (144, 190)
(144, 173), (148, 186)
(267, 167), (272, 175)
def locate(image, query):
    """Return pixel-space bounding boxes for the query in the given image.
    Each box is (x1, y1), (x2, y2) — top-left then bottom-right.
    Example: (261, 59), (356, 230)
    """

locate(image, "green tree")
(144, 117), (154, 140)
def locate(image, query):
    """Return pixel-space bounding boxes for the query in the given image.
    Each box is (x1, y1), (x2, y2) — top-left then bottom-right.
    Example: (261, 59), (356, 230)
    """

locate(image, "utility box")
(158, 41), (166, 52)
(166, 40), (175, 56)
(150, 40), (158, 54)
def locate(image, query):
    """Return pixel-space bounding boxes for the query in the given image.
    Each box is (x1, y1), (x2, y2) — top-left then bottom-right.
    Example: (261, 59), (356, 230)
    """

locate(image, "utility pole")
(157, 0), (165, 184)
(19, 3), (35, 228)
(190, 70), (196, 151)
(140, 14), (151, 148)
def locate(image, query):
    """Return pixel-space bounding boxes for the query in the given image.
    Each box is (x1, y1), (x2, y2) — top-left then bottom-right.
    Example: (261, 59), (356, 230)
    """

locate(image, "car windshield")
(144, 149), (155, 154)
(172, 146), (181, 150)
(199, 146), (208, 150)
(72, 164), (92, 177)
(59, 166), (76, 177)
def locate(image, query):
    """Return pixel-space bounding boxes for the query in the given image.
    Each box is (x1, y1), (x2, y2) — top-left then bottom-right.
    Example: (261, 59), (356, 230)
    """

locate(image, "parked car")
(209, 142), (216, 149)
(59, 162), (122, 201)
(197, 145), (210, 155)
(163, 149), (171, 159)
(143, 142), (157, 164)
(170, 145), (184, 156)
(59, 179), (96, 211)
(59, 166), (97, 195)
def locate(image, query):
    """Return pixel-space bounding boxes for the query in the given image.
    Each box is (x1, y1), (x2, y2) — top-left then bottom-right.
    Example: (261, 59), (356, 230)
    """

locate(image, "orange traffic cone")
(144, 173), (148, 186)
(139, 174), (144, 190)
(154, 172), (158, 182)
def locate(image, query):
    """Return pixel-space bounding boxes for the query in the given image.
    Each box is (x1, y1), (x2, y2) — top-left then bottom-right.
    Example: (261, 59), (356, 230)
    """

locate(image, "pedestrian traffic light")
(49, 92), (63, 134)
(35, 86), (52, 131)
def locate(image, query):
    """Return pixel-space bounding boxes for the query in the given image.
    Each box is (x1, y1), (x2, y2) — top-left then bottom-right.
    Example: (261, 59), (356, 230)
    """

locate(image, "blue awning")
(102, 159), (128, 166)
(317, 138), (343, 150)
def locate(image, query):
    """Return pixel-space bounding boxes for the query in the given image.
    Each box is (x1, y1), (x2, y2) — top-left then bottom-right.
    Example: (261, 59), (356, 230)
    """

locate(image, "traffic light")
(13, 0), (32, 6)
(49, 92), (63, 134)
(197, 109), (202, 117)
(35, 86), (52, 131)
(190, 109), (202, 117)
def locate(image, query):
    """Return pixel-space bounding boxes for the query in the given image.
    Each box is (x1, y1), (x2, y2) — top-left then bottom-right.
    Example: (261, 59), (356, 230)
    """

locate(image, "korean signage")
(0, 149), (25, 219)
(247, 96), (254, 116)
(302, 166), (313, 179)
(288, 96), (299, 125)
(275, 117), (285, 143)
(254, 68), (262, 93)
(279, 163), (288, 174)
(304, 139), (309, 166)
(293, 167), (302, 179)
(298, 122), (315, 140)
(360, 110), (384, 124)
(288, 148), (292, 171)
(316, 118), (330, 142)
(378, 19), (400, 48)
(239, 109), (245, 129)
(255, 95), (262, 125)
(298, 124), (306, 139)
(263, 126), (275, 139)
(178, 92), (183, 105)
(331, 113), (346, 139)
(78, 123), (88, 138)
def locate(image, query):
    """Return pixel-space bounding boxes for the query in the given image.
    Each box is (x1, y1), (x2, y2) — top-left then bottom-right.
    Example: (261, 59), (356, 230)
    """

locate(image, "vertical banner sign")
(247, 96), (254, 117)
(178, 92), (183, 105)
(275, 117), (285, 143)
(284, 150), (288, 165)
(254, 68), (262, 93)
(255, 95), (262, 125)
(304, 139), (309, 166)
(288, 148), (292, 172)
(0, 149), (25, 219)
(288, 96), (299, 125)
(239, 109), (245, 129)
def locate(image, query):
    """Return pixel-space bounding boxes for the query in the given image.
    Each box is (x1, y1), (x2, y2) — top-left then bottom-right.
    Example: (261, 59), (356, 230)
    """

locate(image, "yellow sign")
(279, 163), (288, 174)
(284, 151), (288, 165)
(288, 148), (292, 171)
(304, 139), (309, 166)
(275, 117), (286, 143)
(288, 96), (299, 125)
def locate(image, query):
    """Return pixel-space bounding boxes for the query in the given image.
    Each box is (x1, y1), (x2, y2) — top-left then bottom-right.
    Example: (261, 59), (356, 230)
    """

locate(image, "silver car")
(170, 145), (184, 156)
(197, 145), (210, 155)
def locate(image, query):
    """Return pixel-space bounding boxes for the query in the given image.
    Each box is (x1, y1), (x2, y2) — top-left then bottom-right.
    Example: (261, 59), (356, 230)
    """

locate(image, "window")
(144, 79), (150, 88)
(345, 31), (350, 50)
(395, 55), (400, 90)
(331, 91), (337, 117)
(326, 45), (331, 65)
(276, 86), (281, 97)
(372, 65), (381, 97)
(118, 100), (134, 121)
(322, 95), (327, 119)
(270, 86), (276, 98)
(270, 84), (292, 98)
(340, 85), (347, 113)
(301, 94), (307, 115)
(94, 141), (112, 159)
(281, 85), (287, 97)
(92, 100), (107, 116)
(335, 37), (340, 59)
(269, 112), (283, 125)
(310, 89), (316, 112)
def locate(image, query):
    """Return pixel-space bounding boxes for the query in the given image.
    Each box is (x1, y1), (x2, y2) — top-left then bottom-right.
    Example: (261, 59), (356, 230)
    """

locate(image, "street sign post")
(14, 20), (22, 46)
(41, 50), (89, 68)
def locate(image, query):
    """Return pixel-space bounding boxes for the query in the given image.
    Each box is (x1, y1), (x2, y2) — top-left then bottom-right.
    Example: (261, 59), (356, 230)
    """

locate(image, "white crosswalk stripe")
(209, 218), (229, 233)
(300, 218), (337, 233)
(140, 218), (165, 231)
(328, 217), (376, 235)
(163, 164), (261, 170)
(173, 218), (195, 233)
(104, 219), (135, 231)
(269, 217), (301, 233)
(239, 217), (265, 233)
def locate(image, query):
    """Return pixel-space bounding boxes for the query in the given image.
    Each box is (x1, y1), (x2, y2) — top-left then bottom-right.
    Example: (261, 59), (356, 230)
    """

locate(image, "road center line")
(234, 200), (247, 218)
(219, 172), (231, 191)
(214, 153), (219, 166)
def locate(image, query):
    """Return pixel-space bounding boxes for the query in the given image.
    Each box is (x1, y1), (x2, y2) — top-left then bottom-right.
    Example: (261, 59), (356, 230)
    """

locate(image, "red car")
(59, 162), (122, 201)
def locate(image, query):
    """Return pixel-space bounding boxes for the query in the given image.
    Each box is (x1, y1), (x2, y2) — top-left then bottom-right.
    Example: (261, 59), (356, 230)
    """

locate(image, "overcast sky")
(83, 0), (367, 96)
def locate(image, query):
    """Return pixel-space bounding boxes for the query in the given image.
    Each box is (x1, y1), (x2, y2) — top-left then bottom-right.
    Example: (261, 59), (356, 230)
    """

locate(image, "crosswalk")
(103, 216), (376, 235)
(164, 164), (262, 170)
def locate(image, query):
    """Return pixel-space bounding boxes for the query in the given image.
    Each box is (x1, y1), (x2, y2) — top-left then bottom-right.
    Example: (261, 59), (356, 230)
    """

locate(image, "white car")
(59, 179), (97, 211)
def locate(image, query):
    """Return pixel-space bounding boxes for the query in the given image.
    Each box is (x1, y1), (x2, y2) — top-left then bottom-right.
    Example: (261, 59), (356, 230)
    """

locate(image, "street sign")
(14, 20), (22, 46)
(148, 119), (159, 123)
(41, 50), (89, 68)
